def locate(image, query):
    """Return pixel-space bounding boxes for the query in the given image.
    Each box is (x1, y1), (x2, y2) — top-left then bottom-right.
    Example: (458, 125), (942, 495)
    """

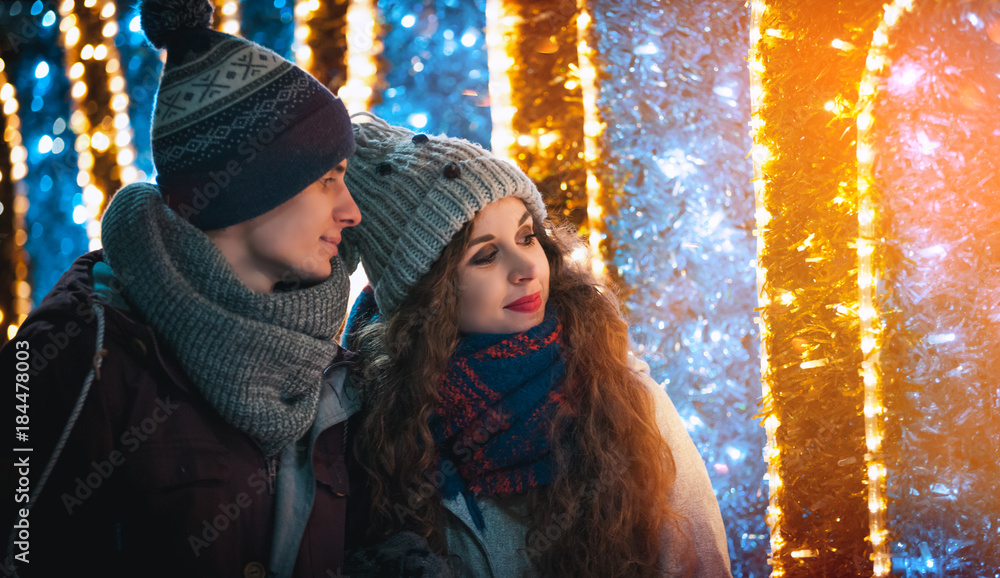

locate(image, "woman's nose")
(508, 251), (537, 283)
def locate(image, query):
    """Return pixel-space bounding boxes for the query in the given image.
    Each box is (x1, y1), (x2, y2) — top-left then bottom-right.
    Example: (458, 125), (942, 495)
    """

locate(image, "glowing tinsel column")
(748, 0), (885, 575)
(339, 0), (380, 113)
(864, 0), (1000, 573)
(1, 64), (32, 341)
(485, 0), (593, 234)
(748, 4), (781, 569)
(294, 0), (349, 92)
(591, 2), (766, 574)
(59, 0), (139, 248)
(581, 1), (768, 573)
(4, 5), (89, 304)
(485, 0), (516, 161)
(118, 7), (162, 183)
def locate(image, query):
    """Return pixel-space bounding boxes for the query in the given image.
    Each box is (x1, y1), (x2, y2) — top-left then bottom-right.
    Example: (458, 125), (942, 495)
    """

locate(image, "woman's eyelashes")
(517, 222), (536, 244)
(471, 247), (498, 266)
(468, 228), (537, 267)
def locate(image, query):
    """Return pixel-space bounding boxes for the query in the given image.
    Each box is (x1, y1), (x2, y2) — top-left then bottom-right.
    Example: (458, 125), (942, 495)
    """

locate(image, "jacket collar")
(43, 251), (203, 397)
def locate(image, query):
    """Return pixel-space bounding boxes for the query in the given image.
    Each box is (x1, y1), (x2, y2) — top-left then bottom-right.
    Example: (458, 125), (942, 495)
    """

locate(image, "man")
(1, 0), (360, 575)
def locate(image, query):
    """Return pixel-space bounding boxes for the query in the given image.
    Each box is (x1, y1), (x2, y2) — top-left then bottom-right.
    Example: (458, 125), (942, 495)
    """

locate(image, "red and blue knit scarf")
(342, 290), (573, 530)
(430, 312), (572, 529)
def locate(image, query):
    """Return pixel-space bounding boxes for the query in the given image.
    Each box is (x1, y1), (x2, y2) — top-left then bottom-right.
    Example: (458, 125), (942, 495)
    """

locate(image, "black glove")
(343, 531), (455, 578)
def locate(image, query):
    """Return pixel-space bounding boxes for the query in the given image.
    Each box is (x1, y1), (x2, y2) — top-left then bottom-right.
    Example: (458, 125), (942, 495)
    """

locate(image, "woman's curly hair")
(349, 209), (690, 577)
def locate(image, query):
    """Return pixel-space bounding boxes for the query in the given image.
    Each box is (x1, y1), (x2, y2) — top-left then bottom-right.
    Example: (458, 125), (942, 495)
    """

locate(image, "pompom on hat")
(341, 113), (547, 315)
(139, 0), (355, 230)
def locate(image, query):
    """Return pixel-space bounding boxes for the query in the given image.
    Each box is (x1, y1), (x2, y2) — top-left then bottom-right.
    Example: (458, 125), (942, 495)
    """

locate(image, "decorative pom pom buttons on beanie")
(140, 0), (355, 230)
(341, 113), (547, 316)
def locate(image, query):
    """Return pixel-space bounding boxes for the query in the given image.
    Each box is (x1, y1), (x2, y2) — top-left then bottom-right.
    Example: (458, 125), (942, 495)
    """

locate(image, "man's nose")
(336, 185), (362, 227)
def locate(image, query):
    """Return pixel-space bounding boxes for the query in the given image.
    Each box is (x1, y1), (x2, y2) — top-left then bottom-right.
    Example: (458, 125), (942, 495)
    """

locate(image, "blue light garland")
(3, 1), (88, 300)
(373, 0), (492, 146)
(592, 1), (766, 574)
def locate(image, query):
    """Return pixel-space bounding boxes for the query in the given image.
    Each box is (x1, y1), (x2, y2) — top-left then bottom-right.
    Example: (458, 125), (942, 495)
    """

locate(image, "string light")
(339, 0), (379, 113)
(59, 0), (139, 249)
(855, 2), (917, 575)
(748, 3), (785, 574)
(0, 64), (32, 340)
(575, 1), (606, 279)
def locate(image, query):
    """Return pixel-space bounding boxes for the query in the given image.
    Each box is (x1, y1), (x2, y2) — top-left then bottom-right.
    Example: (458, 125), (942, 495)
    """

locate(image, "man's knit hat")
(140, 0), (355, 230)
(341, 113), (547, 315)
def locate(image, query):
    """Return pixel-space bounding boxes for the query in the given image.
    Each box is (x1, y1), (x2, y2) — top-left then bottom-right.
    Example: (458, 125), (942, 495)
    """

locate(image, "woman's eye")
(471, 249), (498, 266)
(522, 233), (537, 246)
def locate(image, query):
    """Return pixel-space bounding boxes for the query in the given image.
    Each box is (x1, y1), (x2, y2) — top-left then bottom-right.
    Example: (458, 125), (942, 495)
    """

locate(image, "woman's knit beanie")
(140, 0), (355, 230)
(341, 113), (547, 315)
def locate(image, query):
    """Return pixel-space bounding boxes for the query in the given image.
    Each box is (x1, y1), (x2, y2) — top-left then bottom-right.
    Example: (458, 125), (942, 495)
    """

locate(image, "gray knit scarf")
(101, 183), (348, 456)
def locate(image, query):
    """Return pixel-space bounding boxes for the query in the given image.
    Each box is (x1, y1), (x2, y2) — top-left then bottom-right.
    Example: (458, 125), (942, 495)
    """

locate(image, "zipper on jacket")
(266, 455), (278, 495)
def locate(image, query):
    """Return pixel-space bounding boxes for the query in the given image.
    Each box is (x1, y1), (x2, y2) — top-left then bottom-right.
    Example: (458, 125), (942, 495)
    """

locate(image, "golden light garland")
(293, 0), (378, 304)
(574, 1), (605, 278)
(855, 1), (917, 575)
(484, 0), (611, 282)
(293, 0), (320, 70)
(339, 0), (381, 303)
(484, 0), (517, 163)
(749, 0), (885, 575)
(294, 0), (355, 95)
(339, 0), (379, 113)
(0, 63), (32, 341)
(59, 0), (139, 249)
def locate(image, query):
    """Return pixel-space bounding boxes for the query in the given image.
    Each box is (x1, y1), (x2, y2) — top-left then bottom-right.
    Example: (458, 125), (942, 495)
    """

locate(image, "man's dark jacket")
(2, 250), (351, 577)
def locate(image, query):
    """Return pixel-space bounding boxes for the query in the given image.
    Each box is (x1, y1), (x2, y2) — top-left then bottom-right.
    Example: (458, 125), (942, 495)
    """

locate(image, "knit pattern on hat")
(101, 182), (349, 456)
(142, 0), (354, 230)
(341, 113), (547, 315)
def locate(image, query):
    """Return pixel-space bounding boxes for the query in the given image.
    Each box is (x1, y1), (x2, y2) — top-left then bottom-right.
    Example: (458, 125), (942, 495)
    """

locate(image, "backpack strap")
(4, 303), (107, 576)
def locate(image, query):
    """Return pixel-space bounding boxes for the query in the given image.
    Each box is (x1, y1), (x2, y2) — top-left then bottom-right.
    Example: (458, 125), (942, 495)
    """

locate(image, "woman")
(339, 114), (730, 577)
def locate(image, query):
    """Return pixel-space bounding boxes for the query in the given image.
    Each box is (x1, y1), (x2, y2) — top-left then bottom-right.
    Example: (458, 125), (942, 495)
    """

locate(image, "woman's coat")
(440, 354), (732, 577)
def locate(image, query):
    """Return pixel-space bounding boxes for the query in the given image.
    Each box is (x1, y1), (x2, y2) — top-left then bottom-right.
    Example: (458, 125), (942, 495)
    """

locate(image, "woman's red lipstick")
(504, 292), (542, 313)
